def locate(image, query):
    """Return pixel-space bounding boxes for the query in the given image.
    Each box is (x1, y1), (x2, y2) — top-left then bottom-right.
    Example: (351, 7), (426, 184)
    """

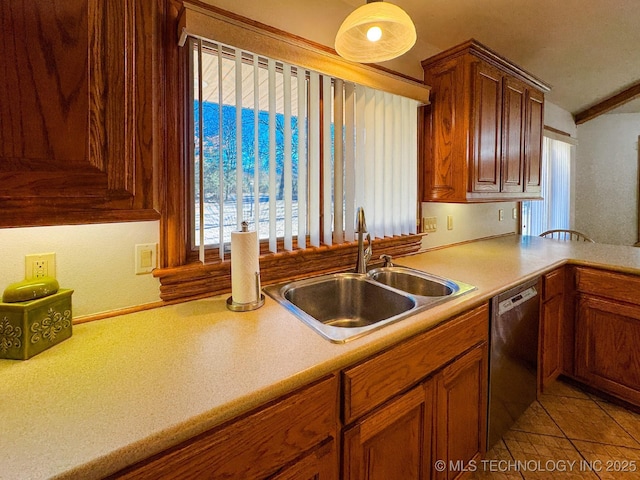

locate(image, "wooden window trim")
(177, 1), (430, 104)
(157, 1), (424, 303)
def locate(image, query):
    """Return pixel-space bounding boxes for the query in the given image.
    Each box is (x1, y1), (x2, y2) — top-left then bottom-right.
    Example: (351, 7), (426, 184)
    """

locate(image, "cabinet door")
(540, 294), (563, 391)
(421, 57), (467, 202)
(343, 382), (433, 480)
(524, 89), (544, 194)
(471, 62), (502, 193)
(0, 0), (160, 226)
(539, 268), (564, 391)
(435, 343), (488, 480)
(576, 295), (640, 405)
(500, 77), (526, 193)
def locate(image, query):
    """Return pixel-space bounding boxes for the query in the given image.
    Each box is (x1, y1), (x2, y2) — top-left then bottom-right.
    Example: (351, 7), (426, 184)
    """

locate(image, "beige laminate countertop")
(3, 235), (640, 480)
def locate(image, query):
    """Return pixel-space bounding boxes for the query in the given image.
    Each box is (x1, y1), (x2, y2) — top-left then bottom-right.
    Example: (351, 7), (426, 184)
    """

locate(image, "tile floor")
(470, 381), (640, 479)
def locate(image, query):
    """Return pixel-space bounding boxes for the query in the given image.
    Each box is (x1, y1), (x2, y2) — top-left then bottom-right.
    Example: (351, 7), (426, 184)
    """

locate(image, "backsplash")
(420, 202), (518, 250)
(0, 221), (160, 319)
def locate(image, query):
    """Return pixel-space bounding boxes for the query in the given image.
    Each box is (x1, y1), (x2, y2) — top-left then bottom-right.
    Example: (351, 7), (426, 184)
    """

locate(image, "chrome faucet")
(355, 207), (372, 273)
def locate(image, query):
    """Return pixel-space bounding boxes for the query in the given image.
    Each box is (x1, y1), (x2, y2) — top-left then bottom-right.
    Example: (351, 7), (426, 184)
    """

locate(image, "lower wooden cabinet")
(343, 304), (489, 480)
(111, 375), (338, 479)
(539, 268), (565, 391)
(576, 295), (640, 405)
(111, 305), (490, 480)
(573, 267), (640, 406)
(435, 344), (488, 480)
(343, 382), (434, 480)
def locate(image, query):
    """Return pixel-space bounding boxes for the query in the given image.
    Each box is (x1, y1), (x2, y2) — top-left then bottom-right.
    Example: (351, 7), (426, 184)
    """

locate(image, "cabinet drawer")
(575, 267), (640, 305)
(342, 304), (489, 424)
(542, 268), (564, 301)
(114, 375), (337, 479)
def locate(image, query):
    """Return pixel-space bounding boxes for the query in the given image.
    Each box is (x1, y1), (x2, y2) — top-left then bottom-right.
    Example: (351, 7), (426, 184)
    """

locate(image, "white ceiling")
(205, 0), (640, 116)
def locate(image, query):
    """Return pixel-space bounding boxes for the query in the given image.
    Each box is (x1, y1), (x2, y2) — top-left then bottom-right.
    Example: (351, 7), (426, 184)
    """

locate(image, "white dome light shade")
(335, 1), (417, 63)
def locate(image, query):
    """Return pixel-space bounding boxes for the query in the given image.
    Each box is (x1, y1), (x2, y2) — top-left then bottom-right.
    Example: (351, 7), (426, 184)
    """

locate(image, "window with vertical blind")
(521, 135), (574, 236)
(189, 37), (418, 261)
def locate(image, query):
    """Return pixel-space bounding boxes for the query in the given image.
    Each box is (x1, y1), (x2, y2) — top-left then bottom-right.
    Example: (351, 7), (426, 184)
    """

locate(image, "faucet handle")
(380, 254), (393, 267)
(364, 233), (372, 262)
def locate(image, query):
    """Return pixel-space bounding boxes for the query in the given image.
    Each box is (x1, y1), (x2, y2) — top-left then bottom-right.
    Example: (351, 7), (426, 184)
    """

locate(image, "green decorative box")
(0, 289), (73, 360)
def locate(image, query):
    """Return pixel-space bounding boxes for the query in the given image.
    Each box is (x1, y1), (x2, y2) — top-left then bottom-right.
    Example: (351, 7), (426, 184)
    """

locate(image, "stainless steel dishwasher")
(487, 277), (540, 448)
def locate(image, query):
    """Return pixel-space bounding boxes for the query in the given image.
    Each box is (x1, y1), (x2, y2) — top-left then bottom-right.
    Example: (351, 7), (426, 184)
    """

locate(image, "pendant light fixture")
(335, 0), (417, 63)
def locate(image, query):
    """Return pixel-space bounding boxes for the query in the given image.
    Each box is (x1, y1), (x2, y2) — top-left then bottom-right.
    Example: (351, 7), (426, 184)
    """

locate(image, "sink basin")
(264, 273), (418, 343)
(264, 268), (475, 343)
(367, 266), (458, 297)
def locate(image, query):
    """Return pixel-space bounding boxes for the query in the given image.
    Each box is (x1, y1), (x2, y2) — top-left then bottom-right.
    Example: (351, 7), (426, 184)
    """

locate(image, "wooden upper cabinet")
(524, 88), (545, 194)
(0, 0), (162, 227)
(421, 39), (550, 203)
(471, 62), (502, 194)
(501, 76), (526, 193)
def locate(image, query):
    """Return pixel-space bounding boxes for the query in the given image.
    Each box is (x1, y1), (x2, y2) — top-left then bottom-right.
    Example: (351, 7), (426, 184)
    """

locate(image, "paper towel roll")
(231, 226), (260, 304)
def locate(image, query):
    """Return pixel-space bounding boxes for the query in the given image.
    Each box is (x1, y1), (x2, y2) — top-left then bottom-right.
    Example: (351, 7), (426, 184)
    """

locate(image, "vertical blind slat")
(235, 50), (243, 230)
(297, 68), (308, 249)
(354, 84), (366, 212)
(363, 87), (375, 234)
(283, 63), (293, 251)
(383, 92), (394, 237)
(322, 75), (333, 246)
(217, 44), (225, 260)
(408, 97), (418, 234)
(373, 89), (385, 239)
(308, 72), (321, 248)
(196, 40), (205, 261)
(268, 58), (277, 253)
(344, 82), (356, 242)
(333, 79), (344, 244)
(253, 56), (260, 238)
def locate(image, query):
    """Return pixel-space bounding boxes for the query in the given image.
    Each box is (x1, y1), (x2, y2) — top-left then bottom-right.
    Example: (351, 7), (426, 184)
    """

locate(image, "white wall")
(0, 222), (161, 318)
(420, 202), (518, 249)
(545, 101), (578, 138)
(576, 113), (640, 245)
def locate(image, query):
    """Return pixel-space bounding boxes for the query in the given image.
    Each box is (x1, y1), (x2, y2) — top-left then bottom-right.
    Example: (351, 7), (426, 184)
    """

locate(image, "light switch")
(135, 243), (157, 275)
(423, 216), (437, 233)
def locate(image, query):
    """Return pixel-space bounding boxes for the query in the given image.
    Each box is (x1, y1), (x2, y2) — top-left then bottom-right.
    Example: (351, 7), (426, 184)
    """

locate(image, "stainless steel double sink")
(264, 266), (475, 343)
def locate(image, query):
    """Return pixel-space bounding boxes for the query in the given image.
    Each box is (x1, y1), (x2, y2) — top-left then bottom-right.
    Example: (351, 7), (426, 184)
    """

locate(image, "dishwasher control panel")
(497, 286), (537, 315)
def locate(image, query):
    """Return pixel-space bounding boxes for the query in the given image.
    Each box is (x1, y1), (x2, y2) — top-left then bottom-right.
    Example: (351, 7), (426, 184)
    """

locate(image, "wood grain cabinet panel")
(111, 375), (338, 479)
(500, 77), (526, 193)
(539, 268), (565, 391)
(421, 39), (549, 203)
(343, 305), (489, 480)
(524, 89), (544, 194)
(573, 267), (640, 406)
(342, 304), (489, 424)
(576, 295), (640, 406)
(435, 343), (488, 480)
(343, 382), (434, 480)
(471, 62), (502, 193)
(0, 0), (161, 226)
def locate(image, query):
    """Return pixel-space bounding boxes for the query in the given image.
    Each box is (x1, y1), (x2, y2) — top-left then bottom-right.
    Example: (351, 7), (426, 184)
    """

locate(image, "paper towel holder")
(227, 271), (265, 311)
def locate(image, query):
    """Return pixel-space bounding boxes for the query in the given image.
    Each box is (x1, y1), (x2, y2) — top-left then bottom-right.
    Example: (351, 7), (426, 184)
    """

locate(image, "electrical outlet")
(447, 215), (453, 230)
(135, 243), (158, 275)
(25, 253), (56, 280)
(498, 209), (504, 222)
(512, 207), (518, 220)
